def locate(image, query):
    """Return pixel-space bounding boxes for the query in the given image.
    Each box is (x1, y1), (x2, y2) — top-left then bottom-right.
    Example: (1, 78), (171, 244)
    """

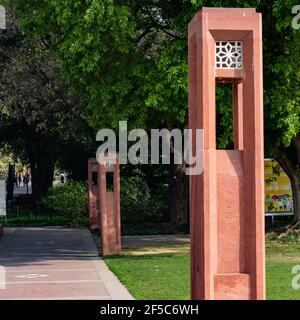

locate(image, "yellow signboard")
(265, 160), (293, 212)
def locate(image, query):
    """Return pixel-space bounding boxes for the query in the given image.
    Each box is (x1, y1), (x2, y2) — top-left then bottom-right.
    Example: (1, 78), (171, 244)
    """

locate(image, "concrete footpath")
(0, 228), (133, 300)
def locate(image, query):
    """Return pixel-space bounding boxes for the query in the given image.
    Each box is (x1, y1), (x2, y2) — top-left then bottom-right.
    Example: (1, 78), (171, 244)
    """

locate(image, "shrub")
(121, 173), (151, 224)
(41, 181), (88, 227)
(120, 169), (169, 225)
(146, 186), (169, 223)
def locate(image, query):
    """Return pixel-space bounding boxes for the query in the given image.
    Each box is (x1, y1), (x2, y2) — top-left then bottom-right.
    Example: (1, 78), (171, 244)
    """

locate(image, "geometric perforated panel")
(105, 161), (113, 170)
(216, 41), (243, 69)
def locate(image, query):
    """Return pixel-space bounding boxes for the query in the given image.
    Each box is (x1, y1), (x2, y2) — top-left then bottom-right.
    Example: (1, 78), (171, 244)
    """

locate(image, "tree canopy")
(0, 4), (96, 198)
(1, 0), (300, 222)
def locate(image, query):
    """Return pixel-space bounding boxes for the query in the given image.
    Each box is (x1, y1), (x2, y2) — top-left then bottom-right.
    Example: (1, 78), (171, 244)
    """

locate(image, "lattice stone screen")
(105, 161), (113, 170)
(215, 41), (243, 69)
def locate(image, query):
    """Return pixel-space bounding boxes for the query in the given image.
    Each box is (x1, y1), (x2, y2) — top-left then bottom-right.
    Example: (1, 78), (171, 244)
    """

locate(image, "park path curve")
(0, 227), (133, 300)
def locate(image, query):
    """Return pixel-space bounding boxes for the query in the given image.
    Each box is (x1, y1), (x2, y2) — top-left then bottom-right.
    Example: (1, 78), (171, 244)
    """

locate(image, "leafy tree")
(11, 0), (192, 226)
(0, 5), (95, 200)
(7, 0), (300, 225)
(262, 1), (300, 224)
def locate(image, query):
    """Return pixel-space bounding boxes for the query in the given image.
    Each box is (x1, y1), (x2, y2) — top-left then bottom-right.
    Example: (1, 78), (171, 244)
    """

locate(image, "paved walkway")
(0, 228), (133, 300)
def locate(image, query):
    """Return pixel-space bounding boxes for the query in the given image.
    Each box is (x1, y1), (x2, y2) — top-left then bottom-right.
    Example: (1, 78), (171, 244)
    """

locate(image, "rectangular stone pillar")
(88, 154), (121, 256)
(189, 8), (265, 300)
(88, 159), (101, 228)
(99, 154), (121, 256)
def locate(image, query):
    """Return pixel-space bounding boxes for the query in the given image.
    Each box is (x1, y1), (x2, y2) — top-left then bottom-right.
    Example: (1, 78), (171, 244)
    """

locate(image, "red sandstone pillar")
(88, 154), (121, 256)
(189, 8), (265, 300)
(99, 153), (121, 256)
(88, 159), (101, 229)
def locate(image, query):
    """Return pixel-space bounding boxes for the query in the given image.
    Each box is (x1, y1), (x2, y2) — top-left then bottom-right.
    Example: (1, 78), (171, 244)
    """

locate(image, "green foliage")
(216, 84), (233, 149)
(4, 215), (88, 227)
(0, 4), (96, 199)
(0, 151), (18, 177)
(41, 181), (88, 227)
(121, 171), (151, 224)
(11, 0), (300, 146)
(121, 169), (168, 225)
(10, 0), (139, 129)
(5, 0), (300, 222)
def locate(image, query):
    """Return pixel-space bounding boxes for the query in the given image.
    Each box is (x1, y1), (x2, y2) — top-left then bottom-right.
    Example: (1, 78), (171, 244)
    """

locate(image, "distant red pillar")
(189, 8), (265, 300)
(0, 224), (3, 238)
(88, 154), (121, 256)
(88, 159), (101, 228)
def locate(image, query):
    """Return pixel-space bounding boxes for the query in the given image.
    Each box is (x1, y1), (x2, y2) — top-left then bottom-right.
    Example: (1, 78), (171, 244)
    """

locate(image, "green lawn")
(105, 244), (190, 300)
(104, 240), (300, 300)
(3, 215), (88, 227)
(266, 241), (300, 300)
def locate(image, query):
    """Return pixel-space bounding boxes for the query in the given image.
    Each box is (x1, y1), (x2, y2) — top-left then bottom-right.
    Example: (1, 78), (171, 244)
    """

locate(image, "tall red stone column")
(99, 153), (121, 256)
(189, 8), (265, 300)
(88, 154), (121, 256)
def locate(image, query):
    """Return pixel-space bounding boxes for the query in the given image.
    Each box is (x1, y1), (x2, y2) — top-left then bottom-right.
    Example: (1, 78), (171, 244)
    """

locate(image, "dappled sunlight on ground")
(121, 244), (190, 256)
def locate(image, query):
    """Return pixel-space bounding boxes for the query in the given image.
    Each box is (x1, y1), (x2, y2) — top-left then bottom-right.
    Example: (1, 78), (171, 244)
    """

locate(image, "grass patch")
(104, 240), (300, 300)
(3, 215), (88, 227)
(105, 245), (190, 300)
(265, 240), (300, 299)
(122, 223), (184, 236)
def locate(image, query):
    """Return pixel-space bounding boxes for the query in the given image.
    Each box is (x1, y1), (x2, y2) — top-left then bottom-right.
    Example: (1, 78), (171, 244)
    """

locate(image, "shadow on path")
(0, 227), (133, 300)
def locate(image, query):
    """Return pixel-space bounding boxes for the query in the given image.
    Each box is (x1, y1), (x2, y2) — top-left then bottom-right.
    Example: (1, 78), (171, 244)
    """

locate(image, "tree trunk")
(278, 139), (300, 225)
(30, 159), (54, 202)
(168, 162), (189, 227)
(6, 164), (14, 202)
(278, 166), (300, 225)
(291, 182), (300, 224)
